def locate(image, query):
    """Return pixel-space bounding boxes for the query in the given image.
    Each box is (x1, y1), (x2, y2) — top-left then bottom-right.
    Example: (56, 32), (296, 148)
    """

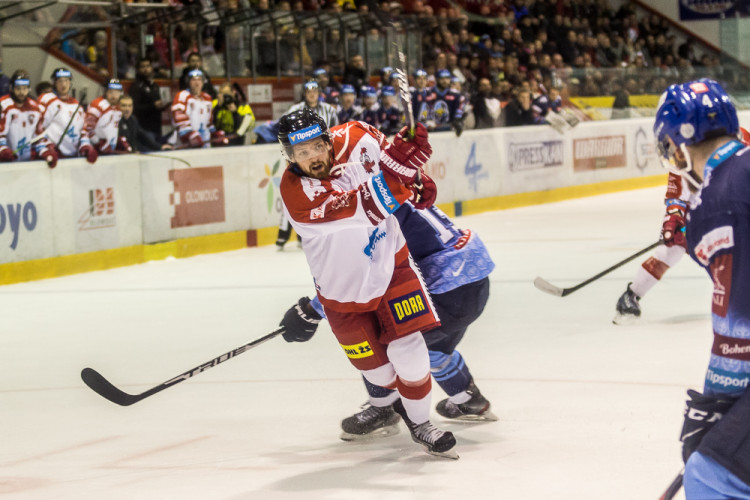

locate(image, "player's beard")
(307, 159), (331, 179)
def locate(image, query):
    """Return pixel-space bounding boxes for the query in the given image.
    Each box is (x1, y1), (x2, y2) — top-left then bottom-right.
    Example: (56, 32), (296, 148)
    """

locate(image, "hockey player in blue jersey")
(654, 78), (750, 499)
(429, 69), (466, 137)
(279, 199), (496, 439)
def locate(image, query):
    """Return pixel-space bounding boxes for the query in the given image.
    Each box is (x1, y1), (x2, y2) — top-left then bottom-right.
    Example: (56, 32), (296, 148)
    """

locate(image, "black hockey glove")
(280, 296), (322, 343)
(452, 118), (464, 138)
(680, 389), (736, 463)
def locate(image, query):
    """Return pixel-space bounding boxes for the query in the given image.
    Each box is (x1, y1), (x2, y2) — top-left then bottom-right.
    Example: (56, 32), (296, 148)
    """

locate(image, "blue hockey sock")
(362, 376), (399, 406)
(429, 350), (472, 397)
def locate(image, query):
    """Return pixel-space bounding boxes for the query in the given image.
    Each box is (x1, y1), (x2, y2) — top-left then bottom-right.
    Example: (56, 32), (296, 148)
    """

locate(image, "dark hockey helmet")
(9, 70), (30, 89)
(277, 107), (330, 162)
(51, 67), (72, 82)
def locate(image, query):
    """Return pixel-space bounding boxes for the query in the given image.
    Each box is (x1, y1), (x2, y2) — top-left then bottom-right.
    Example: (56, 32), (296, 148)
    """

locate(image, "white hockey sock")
(449, 391), (471, 404)
(630, 265), (659, 298)
(399, 391), (431, 426)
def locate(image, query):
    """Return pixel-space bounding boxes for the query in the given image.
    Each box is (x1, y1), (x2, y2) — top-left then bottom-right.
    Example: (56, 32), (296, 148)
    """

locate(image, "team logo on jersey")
(388, 290), (429, 324)
(340, 340), (374, 359)
(694, 225), (734, 266)
(363, 226), (386, 260)
(359, 147), (375, 173)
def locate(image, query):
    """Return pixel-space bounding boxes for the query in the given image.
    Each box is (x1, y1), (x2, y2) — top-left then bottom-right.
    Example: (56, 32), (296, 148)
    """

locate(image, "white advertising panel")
(0, 161), (54, 263)
(139, 147), (252, 243)
(51, 156), (143, 256)
(244, 143), (289, 230)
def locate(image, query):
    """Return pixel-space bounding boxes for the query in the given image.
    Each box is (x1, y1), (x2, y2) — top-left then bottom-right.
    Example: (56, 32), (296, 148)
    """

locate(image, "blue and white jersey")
(686, 139), (750, 398)
(394, 204), (494, 294)
(428, 87), (465, 129)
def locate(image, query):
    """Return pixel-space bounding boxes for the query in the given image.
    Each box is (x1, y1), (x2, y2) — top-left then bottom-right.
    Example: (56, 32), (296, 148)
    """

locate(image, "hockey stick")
(81, 327), (284, 406)
(658, 469), (684, 500)
(534, 240), (662, 297)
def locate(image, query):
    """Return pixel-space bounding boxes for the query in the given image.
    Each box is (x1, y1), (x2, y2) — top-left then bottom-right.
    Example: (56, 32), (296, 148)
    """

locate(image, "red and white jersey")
(280, 121), (413, 312)
(39, 92), (85, 157)
(82, 96), (122, 153)
(171, 90), (213, 144)
(665, 171), (693, 209)
(0, 95), (45, 161)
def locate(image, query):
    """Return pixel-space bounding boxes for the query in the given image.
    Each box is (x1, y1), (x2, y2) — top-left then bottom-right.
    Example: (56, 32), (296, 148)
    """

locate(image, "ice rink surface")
(1, 185), (714, 500)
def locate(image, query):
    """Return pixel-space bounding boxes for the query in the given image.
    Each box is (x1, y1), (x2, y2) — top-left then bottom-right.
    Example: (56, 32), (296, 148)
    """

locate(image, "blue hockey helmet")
(654, 79), (738, 157)
(654, 79), (739, 184)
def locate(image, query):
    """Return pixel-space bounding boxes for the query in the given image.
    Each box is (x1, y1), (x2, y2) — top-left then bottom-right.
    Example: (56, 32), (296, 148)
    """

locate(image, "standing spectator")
(470, 77), (502, 129)
(503, 89), (535, 127)
(171, 69), (227, 149)
(342, 54), (367, 96)
(130, 58), (168, 144)
(86, 30), (110, 78)
(179, 52), (217, 99)
(0, 71), (57, 168)
(118, 95), (169, 152)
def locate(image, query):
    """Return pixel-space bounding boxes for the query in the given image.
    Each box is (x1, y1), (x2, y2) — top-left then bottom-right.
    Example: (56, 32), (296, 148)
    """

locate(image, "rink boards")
(1, 113), (749, 283)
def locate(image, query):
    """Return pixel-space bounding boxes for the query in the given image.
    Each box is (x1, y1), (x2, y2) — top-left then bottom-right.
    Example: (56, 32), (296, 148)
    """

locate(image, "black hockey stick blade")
(534, 241), (662, 297)
(81, 327), (285, 406)
(658, 469), (684, 500)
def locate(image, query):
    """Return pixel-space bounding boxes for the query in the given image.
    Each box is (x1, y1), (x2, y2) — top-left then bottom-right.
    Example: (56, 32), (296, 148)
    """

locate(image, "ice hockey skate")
(435, 380), (498, 422)
(613, 282), (641, 325)
(392, 399), (459, 459)
(340, 403), (401, 441)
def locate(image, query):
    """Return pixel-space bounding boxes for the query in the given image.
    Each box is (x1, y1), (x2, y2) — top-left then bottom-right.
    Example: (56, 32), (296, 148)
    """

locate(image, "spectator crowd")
(1, 0), (746, 167)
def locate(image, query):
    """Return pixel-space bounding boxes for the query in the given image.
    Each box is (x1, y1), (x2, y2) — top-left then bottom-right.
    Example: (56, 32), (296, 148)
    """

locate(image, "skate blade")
(445, 410), (499, 422)
(339, 424), (400, 442)
(426, 448), (460, 460)
(612, 312), (640, 325)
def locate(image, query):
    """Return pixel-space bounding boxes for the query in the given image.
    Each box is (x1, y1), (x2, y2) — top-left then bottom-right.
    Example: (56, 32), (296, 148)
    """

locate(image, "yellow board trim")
(0, 174), (667, 286)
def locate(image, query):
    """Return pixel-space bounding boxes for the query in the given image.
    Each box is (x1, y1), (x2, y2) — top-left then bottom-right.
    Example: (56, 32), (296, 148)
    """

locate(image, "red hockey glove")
(0, 146), (15, 162)
(38, 144), (58, 169)
(211, 130), (229, 146)
(79, 144), (98, 164)
(410, 173), (437, 209)
(116, 136), (133, 153)
(379, 123), (432, 185)
(187, 131), (204, 148)
(662, 210), (687, 249)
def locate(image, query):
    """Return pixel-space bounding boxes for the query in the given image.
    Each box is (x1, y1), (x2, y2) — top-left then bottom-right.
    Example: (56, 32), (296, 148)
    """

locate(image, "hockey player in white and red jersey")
(38, 67), (90, 162)
(171, 69), (227, 149)
(80, 79), (130, 158)
(613, 126), (750, 324)
(0, 71), (57, 168)
(276, 108), (456, 458)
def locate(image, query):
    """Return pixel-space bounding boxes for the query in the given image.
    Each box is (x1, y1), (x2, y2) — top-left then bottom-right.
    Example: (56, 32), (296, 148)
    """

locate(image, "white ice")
(1, 186), (711, 500)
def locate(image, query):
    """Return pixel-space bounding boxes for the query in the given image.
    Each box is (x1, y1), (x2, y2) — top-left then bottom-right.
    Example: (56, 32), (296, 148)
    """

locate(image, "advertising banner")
(0, 162), (54, 263)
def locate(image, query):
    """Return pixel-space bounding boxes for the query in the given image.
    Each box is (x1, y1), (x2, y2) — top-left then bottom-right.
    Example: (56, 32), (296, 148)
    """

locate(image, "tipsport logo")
(0, 201), (38, 250)
(288, 124), (322, 145)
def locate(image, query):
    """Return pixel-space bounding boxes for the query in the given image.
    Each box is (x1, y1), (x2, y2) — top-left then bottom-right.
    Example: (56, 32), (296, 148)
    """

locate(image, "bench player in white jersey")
(81, 79), (130, 157)
(38, 67), (90, 162)
(170, 69), (227, 149)
(613, 127), (750, 324)
(277, 108), (457, 458)
(0, 71), (57, 168)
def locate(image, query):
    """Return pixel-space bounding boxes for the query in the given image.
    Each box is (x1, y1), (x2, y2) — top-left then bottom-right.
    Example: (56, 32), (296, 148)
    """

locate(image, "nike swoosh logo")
(452, 260), (466, 277)
(681, 429), (704, 441)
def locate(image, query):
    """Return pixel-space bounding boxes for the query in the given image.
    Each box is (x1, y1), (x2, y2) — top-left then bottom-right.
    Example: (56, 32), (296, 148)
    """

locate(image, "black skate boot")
(613, 282), (641, 325)
(340, 403), (401, 441)
(392, 399), (459, 459)
(435, 380), (498, 422)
